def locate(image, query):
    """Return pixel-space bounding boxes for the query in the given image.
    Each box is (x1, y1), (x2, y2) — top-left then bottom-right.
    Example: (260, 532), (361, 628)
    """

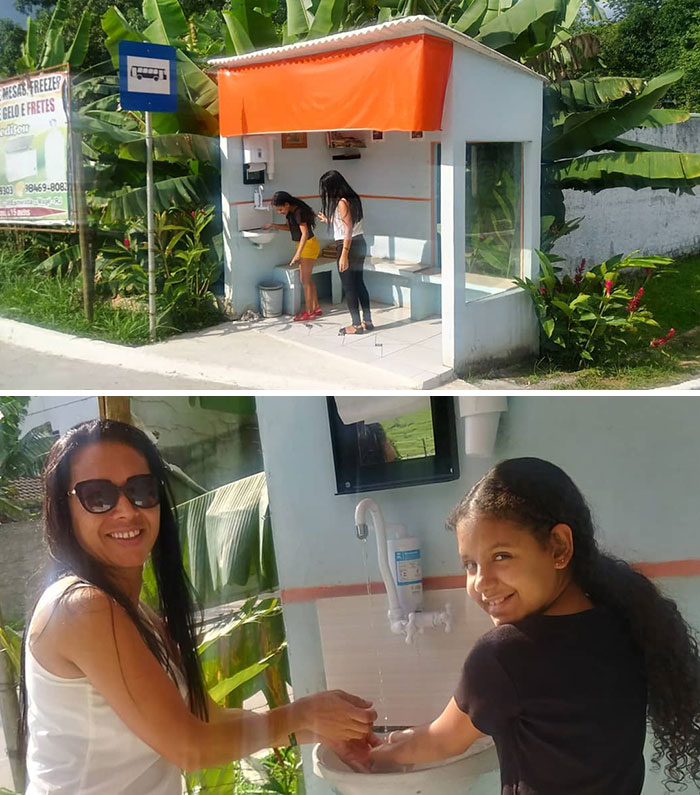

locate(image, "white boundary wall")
(553, 115), (700, 268)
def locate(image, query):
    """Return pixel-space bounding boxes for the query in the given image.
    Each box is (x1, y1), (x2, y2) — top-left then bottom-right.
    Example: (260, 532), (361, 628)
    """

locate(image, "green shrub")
(515, 250), (676, 367)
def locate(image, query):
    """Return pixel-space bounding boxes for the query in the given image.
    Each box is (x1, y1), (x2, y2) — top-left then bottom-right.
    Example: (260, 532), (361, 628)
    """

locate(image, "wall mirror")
(327, 397), (460, 495)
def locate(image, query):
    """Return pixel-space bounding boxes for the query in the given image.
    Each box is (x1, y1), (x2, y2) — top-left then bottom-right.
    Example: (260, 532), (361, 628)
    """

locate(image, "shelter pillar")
(440, 125), (467, 370)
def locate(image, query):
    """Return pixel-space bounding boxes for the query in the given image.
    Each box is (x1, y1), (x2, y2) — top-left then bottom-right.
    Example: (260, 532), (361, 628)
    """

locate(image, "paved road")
(0, 342), (243, 390)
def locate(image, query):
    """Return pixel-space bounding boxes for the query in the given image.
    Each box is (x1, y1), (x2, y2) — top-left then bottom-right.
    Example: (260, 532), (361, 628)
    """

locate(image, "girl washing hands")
(262, 191), (321, 321)
(340, 458), (700, 794)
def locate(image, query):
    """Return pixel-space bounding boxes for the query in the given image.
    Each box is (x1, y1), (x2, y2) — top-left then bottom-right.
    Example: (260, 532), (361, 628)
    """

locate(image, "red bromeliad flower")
(626, 287), (644, 314)
(650, 328), (675, 347)
(191, 210), (196, 218)
(573, 258), (586, 286)
(604, 279), (613, 296)
(123, 238), (130, 249)
(539, 287), (547, 295)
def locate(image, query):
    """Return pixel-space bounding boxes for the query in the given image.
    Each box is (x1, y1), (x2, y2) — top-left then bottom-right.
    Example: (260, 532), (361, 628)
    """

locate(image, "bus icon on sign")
(130, 65), (167, 82)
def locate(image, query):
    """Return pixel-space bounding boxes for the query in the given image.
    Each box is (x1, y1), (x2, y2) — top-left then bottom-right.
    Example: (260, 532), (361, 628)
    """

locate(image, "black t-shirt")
(454, 607), (647, 795)
(286, 208), (314, 242)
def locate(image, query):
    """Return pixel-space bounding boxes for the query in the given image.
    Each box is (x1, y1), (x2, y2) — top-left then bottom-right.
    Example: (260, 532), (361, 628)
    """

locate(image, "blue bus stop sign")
(119, 41), (177, 113)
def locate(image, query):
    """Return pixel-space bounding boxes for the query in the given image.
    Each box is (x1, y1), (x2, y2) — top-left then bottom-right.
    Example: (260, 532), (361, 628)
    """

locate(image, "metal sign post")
(118, 41), (177, 343)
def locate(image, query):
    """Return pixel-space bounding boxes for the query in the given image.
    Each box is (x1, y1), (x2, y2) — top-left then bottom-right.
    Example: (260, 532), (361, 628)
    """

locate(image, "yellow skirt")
(299, 237), (320, 259)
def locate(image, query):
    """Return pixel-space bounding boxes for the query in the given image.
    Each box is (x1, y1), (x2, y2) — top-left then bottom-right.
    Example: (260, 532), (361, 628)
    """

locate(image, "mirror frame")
(327, 396), (460, 495)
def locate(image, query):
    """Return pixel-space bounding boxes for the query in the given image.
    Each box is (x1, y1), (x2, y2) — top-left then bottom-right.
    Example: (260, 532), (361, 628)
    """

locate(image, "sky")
(0, 0), (26, 24)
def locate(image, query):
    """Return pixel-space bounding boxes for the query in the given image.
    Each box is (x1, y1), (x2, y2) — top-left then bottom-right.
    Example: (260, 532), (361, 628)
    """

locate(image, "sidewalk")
(0, 301), (455, 391)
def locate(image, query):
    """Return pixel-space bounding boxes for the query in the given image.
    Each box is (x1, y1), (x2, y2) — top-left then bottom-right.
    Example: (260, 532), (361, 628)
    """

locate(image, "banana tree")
(16, 0), (93, 73)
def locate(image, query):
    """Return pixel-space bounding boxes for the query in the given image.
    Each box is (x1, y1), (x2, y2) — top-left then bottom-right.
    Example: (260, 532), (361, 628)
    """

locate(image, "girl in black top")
(359, 458), (700, 795)
(263, 191), (321, 321)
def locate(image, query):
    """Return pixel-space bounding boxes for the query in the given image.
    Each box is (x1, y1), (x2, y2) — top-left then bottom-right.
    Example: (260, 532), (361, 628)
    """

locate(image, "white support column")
(440, 86), (467, 369)
(521, 139), (542, 281)
(219, 134), (235, 308)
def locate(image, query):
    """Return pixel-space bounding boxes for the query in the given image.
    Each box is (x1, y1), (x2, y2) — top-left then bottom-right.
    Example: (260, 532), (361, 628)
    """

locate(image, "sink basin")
(241, 228), (277, 247)
(312, 735), (498, 795)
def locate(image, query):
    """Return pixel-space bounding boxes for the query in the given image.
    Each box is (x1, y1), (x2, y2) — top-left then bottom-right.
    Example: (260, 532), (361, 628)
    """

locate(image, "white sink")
(241, 228), (277, 247)
(312, 736), (498, 795)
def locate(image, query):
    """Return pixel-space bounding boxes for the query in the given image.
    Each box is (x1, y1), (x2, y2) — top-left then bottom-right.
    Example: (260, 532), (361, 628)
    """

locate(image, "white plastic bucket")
(258, 281), (283, 317)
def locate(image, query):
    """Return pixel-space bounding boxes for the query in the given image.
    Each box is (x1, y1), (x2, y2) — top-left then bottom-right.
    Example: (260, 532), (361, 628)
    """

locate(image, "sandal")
(312, 306), (323, 316)
(339, 325), (364, 336)
(362, 320), (374, 331)
(293, 311), (312, 322)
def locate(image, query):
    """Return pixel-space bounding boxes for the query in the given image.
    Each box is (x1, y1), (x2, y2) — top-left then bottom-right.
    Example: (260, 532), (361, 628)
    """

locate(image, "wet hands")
(367, 728), (416, 772)
(325, 733), (383, 772)
(300, 689), (377, 743)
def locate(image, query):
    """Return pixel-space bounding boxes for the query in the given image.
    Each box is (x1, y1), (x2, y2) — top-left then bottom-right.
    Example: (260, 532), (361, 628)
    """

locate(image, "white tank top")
(332, 205), (364, 241)
(25, 578), (183, 795)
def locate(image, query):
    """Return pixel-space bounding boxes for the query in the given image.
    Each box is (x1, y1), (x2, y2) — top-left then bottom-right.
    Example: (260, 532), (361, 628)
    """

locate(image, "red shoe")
(293, 311), (312, 321)
(312, 306), (322, 316)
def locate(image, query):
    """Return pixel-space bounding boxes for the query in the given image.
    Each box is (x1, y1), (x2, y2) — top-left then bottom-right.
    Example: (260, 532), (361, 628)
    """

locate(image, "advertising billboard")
(0, 69), (73, 228)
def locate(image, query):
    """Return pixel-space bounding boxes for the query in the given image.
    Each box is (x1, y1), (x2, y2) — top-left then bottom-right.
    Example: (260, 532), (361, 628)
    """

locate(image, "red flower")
(123, 238), (130, 249)
(539, 287), (547, 295)
(626, 287), (644, 314)
(191, 210), (196, 217)
(650, 328), (675, 348)
(604, 279), (613, 296)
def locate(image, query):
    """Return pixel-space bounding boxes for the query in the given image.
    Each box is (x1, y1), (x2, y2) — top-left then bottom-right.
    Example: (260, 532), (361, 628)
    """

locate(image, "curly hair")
(447, 457), (700, 791)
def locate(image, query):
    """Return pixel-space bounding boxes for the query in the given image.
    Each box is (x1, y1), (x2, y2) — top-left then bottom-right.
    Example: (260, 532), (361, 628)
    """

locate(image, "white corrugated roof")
(207, 15), (548, 83)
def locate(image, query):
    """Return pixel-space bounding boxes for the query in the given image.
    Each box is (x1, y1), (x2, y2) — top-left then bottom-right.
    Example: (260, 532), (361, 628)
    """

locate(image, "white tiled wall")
(316, 588), (493, 727)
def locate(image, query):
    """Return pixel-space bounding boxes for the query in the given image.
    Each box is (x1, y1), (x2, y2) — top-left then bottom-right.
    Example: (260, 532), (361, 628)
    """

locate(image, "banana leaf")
(222, 10), (255, 55)
(639, 109), (690, 128)
(177, 472), (275, 604)
(119, 134), (221, 166)
(72, 113), (142, 143)
(549, 76), (645, 112)
(19, 16), (38, 72)
(142, 0), (189, 44)
(102, 7), (143, 65)
(544, 69), (685, 161)
(41, 0), (68, 68)
(475, 0), (567, 60)
(451, 0), (489, 36)
(66, 10), (93, 69)
(98, 174), (209, 222)
(35, 244), (82, 272)
(286, 0), (314, 37)
(547, 151), (700, 192)
(308, 0), (346, 37)
(0, 625), (22, 677)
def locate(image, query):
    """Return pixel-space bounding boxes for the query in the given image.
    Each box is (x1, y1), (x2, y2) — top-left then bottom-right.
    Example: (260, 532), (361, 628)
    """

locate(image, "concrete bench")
(273, 257), (342, 316)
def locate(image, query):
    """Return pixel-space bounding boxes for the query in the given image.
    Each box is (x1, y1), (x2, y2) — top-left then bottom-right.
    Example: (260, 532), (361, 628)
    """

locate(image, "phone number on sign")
(25, 182), (68, 193)
(0, 185), (14, 196)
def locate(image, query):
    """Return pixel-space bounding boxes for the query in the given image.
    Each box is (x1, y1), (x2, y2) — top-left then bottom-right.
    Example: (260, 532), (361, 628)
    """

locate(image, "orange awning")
(219, 34), (453, 137)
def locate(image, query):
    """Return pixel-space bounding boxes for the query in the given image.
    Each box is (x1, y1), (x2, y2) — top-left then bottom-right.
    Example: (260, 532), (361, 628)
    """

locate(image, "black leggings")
(336, 236), (371, 327)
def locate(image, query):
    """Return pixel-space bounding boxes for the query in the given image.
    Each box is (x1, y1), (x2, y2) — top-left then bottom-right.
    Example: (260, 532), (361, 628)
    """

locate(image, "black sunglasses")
(67, 474), (161, 514)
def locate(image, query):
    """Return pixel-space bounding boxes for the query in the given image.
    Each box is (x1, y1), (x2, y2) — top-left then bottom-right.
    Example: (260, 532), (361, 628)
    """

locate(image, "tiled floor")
(249, 301), (453, 388)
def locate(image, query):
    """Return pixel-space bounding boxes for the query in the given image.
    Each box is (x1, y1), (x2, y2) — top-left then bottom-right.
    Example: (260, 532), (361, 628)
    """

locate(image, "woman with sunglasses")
(20, 419), (377, 795)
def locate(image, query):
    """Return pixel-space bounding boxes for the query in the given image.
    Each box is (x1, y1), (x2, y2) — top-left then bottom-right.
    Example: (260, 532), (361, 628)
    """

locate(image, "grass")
(505, 255), (700, 390)
(0, 249), (222, 345)
(381, 408), (436, 459)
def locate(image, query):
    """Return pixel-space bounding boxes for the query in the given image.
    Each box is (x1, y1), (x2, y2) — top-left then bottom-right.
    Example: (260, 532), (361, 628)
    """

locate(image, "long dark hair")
(319, 170), (363, 229)
(447, 457), (700, 791)
(19, 419), (208, 754)
(271, 190), (316, 229)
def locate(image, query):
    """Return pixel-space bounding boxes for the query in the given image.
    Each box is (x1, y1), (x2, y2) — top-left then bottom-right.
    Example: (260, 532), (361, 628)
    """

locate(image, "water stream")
(360, 537), (389, 733)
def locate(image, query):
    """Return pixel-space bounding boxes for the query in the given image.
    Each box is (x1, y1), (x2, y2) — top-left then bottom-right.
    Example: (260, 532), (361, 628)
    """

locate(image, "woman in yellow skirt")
(264, 191), (321, 321)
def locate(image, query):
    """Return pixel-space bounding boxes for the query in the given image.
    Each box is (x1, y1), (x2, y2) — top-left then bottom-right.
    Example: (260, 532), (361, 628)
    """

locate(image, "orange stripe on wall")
(280, 560), (700, 604)
(229, 194), (429, 207)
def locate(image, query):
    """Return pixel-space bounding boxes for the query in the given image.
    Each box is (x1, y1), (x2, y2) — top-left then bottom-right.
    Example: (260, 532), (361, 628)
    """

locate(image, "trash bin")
(258, 281), (284, 317)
